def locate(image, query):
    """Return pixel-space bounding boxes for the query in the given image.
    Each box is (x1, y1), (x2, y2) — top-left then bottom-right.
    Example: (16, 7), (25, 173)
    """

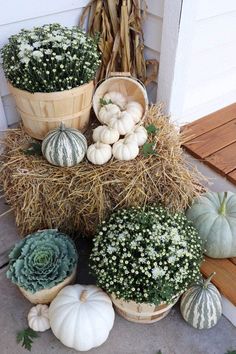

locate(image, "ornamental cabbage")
(7, 229), (77, 293)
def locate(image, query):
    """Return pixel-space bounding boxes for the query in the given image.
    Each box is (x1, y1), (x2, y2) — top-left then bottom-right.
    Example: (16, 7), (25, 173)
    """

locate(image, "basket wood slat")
(110, 294), (179, 323)
(18, 267), (77, 304)
(9, 81), (94, 140)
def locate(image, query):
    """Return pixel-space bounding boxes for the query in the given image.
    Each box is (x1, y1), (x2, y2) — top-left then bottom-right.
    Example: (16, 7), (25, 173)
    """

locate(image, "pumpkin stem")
(203, 272), (216, 288)
(59, 122), (66, 131)
(218, 192), (227, 215)
(80, 290), (88, 303)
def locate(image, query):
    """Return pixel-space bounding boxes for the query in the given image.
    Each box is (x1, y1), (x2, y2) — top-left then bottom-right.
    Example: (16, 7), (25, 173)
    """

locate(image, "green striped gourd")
(42, 123), (87, 167)
(180, 272), (222, 329)
(186, 191), (236, 258)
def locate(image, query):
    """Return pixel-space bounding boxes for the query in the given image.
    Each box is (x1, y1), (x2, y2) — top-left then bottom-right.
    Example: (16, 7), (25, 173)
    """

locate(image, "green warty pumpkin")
(186, 191), (236, 258)
(42, 123), (87, 167)
(180, 272), (222, 329)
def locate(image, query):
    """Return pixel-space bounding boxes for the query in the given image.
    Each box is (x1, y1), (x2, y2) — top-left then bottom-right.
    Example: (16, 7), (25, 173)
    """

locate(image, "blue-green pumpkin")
(186, 191), (236, 258)
(180, 272), (222, 329)
(42, 123), (87, 167)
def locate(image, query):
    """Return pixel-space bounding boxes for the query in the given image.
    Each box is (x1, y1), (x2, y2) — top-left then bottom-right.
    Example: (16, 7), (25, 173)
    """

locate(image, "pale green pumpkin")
(42, 123), (87, 167)
(186, 191), (236, 258)
(180, 272), (222, 329)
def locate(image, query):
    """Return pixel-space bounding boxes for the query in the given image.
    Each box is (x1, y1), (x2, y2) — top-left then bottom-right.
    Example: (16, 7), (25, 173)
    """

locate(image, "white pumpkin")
(49, 285), (115, 352)
(126, 101), (144, 124)
(109, 112), (135, 135)
(125, 126), (148, 146)
(28, 304), (50, 332)
(93, 125), (120, 145)
(103, 91), (127, 110)
(87, 142), (112, 165)
(98, 103), (120, 124)
(113, 139), (139, 161)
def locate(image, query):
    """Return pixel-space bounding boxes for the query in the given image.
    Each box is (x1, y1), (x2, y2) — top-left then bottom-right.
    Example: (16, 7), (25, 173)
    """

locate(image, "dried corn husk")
(79, 0), (158, 84)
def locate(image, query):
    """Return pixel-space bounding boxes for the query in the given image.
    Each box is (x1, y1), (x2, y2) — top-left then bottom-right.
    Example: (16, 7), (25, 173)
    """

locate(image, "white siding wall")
(158, 0), (236, 125)
(0, 0), (164, 129)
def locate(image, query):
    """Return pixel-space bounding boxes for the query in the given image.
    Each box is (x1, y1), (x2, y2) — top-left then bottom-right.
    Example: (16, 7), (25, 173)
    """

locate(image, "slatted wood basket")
(18, 267), (77, 304)
(9, 81), (94, 140)
(92, 72), (148, 119)
(110, 294), (179, 324)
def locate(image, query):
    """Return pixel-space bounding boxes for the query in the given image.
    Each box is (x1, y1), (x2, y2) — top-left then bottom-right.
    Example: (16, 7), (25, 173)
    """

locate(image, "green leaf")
(22, 142), (42, 156)
(156, 351), (163, 354)
(142, 142), (156, 157)
(226, 351), (236, 354)
(146, 124), (158, 135)
(99, 98), (112, 106)
(16, 327), (39, 351)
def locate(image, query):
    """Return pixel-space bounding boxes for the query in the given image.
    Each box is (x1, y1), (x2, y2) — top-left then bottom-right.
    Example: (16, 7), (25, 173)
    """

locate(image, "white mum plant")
(90, 205), (203, 305)
(1, 23), (100, 93)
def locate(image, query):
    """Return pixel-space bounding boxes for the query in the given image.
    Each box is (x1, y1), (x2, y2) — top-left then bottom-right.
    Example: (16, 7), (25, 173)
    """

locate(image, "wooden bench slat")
(182, 103), (236, 142)
(201, 256), (236, 306)
(228, 169), (236, 184)
(205, 141), (236, 176)
(183, 119), (236, 159)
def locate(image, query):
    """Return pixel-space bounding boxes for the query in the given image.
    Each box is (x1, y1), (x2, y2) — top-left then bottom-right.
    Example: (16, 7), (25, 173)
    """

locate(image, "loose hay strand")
(0, 105), (205, 237)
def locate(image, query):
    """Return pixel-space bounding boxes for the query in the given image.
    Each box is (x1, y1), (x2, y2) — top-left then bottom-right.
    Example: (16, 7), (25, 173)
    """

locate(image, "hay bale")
(0, 105), (204, 237)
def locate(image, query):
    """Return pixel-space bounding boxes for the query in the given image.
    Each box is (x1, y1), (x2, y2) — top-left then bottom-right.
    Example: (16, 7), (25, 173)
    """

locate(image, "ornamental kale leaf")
(7, 229), (77, 293)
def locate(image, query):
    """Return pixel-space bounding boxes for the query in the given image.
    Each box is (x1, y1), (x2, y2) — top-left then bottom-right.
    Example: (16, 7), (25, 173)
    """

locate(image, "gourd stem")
(80, 290), (88, 303)
(203, 272), (216, 288)
(218, 192), (227, 215)
(59, 122), (66, 131)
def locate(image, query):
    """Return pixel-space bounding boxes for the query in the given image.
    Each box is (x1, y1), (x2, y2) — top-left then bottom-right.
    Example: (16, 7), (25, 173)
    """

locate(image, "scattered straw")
(0, 105), (205, 237)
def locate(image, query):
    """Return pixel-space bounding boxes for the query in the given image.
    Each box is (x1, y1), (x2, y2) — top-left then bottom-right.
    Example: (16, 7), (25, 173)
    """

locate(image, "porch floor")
(1, 238), (236, 354)
(182, 104), (236, 309)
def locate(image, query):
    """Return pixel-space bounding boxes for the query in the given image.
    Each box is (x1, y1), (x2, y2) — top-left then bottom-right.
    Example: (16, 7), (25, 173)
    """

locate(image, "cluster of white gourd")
(87, 91), (148, 165)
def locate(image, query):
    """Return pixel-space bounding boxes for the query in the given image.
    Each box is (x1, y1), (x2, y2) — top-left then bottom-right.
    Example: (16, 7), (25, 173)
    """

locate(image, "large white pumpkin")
(49, 285), (115, 351)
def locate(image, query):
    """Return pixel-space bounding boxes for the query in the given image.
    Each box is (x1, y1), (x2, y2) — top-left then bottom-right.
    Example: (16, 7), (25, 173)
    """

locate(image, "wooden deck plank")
(201, 256), (236, 306)
(228, 169), (236, 185)
(230, 258), (236, 265)
(205, 141), (236, 176)
(183, 119), (236, 159)
(182, 103), (236, 142)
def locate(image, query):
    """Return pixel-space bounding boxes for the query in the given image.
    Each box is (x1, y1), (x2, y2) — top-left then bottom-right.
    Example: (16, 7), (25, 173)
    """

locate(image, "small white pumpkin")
(113, 139), (139, 161)
(87, 142), (112, 165)
(93, 125), (119, 145)
(103, 91), (127, 110)
(109, 111), (135, 135)
(126, 101), (144, 124)
(125, 126), (148, 146)
(28, 304), (50, 332)
(49, 284), (115, 352)
(98, 103), (120, 124)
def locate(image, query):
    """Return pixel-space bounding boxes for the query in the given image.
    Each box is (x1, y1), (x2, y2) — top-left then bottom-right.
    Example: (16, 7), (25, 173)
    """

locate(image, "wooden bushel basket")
(8, 81), (94, 140)
(18, 267), (77, 304)
(92, 72), (148, 119)
(110, 294), (179, 324)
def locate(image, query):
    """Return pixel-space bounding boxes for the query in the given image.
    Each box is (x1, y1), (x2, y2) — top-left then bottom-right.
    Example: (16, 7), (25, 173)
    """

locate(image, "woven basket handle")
(108, 72), (131, 78)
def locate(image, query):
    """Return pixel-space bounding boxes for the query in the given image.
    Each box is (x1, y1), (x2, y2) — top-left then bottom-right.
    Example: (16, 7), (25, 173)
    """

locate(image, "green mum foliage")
(7, 229), (77, 293)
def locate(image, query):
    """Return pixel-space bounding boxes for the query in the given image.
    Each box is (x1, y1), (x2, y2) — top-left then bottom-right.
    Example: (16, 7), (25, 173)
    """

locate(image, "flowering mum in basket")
(7, 229), (77, 293)
(90, 205), (203, 305)
(1, 23), (100, 93)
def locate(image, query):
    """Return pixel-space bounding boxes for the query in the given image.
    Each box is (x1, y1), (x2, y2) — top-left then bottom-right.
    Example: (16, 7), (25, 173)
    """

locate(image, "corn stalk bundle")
(79, 0), (158, 83)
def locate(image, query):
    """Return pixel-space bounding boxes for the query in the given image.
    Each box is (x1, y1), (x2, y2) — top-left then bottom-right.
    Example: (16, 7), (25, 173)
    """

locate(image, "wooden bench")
(182, 104), (236, 325)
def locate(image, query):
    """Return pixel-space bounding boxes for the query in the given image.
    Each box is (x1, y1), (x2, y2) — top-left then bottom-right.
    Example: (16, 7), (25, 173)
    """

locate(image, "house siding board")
(180, 3), (236, 123)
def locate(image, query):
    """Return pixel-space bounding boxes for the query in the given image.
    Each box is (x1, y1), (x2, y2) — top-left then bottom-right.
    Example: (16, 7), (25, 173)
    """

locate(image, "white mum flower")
(152, 267), (165, 279)
(33, 42), (41, 49)
(32, 50), (43, 59)
(107, 245), (117, 254)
